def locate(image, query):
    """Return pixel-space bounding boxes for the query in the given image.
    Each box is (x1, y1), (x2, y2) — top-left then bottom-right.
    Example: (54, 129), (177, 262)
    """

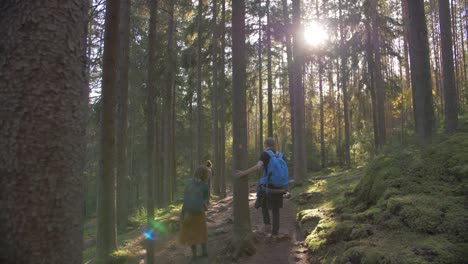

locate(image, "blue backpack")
(259, 150), (289, 188)
(182, 179), (206, 214)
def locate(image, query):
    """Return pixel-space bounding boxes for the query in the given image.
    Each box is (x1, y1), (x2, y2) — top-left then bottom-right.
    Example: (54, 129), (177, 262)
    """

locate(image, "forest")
(1, 0), (467, 263)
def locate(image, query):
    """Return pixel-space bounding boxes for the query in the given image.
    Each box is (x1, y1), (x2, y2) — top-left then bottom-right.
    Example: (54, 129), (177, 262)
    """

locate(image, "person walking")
(234, 138), (288, 236)
(179, 166), (211, 261)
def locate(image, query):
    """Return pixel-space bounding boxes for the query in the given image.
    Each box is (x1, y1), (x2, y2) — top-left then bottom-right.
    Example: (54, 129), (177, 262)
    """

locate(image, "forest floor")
(135, 184), (309, 264)
(83, 182), (312, 264)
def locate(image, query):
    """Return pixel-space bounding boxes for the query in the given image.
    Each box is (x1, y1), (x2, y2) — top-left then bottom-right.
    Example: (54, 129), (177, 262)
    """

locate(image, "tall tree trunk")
(219, 0), (227, 197)
(292, 0), (307, 180)
(0, 2), (87, 263)
(196, 0), (203, 166)
(402, 0), (412, 92)
(371, 0), (386, 147)
(319, 58), (326, 168)
(258, 0), (264, 156)
(97, 0), (120, 260)
(316, 0), (326, 167)
(430, 0), (443, 113)
(339, 0), (351, 166)
(406, 0), (435, 142)
(439, 0), (458, 132)
(212, 0), (220, 196)
(282, 0), (295, 155)
(117, 0), (131, 232)
(267, 0), (274, 137)
(145, 0), (158, 262)
(366, 19), (380, 148)
(164, 0), (176, 205)
(231, 0), (254, 255)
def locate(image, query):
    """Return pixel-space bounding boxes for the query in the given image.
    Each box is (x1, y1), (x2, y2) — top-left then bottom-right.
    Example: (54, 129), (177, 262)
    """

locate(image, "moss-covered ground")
(293, 118), (468, 263)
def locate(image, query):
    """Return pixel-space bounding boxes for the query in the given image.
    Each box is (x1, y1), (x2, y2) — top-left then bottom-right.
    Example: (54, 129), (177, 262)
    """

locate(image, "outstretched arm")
(233, 161), (264, 179)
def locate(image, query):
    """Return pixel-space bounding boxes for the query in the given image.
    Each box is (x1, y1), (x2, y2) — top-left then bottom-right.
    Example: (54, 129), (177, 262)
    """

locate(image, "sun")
(304, 21), (328, 47)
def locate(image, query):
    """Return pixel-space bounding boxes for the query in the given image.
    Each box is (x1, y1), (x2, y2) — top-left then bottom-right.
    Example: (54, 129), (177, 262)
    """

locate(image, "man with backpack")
(234, 138), (289, 236)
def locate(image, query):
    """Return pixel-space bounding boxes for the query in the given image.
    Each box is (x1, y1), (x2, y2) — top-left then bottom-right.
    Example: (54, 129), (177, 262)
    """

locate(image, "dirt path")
(149, 184), (309, 264)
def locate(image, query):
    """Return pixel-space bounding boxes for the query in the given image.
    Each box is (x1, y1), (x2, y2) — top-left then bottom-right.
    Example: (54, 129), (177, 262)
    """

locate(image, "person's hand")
(233, 170), (245, 179)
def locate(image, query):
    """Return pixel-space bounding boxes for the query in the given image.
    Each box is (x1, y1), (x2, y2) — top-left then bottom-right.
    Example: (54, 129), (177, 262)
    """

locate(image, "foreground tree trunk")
(146, 0), (158, 262)
(97, 0), (120, 260)
(117, 0), (131, 232)
(230, 0), (255, 257)
(439, 0), (458, 133)
(406, 0), (435, 142)
(0, 2), (87, 263)
(292, 0), (307, 180)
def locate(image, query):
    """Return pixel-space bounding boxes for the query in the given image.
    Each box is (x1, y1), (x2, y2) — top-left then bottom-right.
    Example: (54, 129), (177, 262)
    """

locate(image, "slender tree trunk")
(371, 0), (386, 147)
(258, 0), (264, 156)
(366, 19), (380, 148)
(0, 2), (87, 262)
(292, 0), (307, 179)
(116, 0), (131, 232)
(315, 0), (326, 167)
(231, 0), (254, 255)
(339, 0), (351, 166)
(402, 0), (412, 92)
(406, 0), (435, 142)
(196, 0), (203, 166)
(219, 0), (227, 197)
(439, 0), (458, 132)
(319, 58), (326, 168)
(282, 0), (295, 150)
(145, 0), (158, 262)
(267, 0), (274, 137)
(212, 0), (220, 196)
(166, 0), (176, 205)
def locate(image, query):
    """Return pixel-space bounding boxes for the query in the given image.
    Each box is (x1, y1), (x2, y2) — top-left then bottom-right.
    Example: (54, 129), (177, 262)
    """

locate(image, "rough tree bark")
(339, 0), (351, 166)
(230, 0), (255, 257)
(196, 0), (203, 166)
(146, 0), (158, 262)
(439, 0), (458, 133)
(212, 0), (220, 196)
(97, 0), (120, 260)
(219, 0), (227, 197)
(0, 1), (87, 263)
(282, 0), (295, 155)
(370, 0), (386, 147)
(292, 0), (307, 179)
(267, 0), (274, 137)
(117, 0), (131, 232)
(406, 0), (435, 142)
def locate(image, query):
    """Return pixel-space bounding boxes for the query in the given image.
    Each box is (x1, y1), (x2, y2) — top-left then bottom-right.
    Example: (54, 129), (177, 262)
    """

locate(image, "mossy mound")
(353, 131), (468, 242)
(300, 125), (468, 263)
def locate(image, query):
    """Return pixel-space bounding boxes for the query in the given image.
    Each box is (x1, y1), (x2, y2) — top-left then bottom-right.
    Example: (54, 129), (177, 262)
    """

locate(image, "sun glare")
(304, 22), (328, 47)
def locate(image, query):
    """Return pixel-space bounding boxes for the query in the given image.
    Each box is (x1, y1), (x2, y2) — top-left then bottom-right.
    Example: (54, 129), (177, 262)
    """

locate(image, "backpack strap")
(265, 149), (276, 157)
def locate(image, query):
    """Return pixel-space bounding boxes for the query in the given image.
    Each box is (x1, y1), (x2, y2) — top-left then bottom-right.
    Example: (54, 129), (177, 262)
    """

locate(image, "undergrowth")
(294, 117), (468, 263)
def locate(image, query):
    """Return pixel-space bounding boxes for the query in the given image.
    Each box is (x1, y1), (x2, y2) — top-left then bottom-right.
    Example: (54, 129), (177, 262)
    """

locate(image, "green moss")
(297, 123), (468, 264)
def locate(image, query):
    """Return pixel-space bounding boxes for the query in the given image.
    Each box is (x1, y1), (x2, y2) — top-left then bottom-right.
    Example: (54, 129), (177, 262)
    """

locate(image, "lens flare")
(142, 219), (169, 241)
(143, 229), (155, 241)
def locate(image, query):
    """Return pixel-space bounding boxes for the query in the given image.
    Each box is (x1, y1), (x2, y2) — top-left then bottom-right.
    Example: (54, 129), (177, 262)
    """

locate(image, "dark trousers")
(262, 206), (280, 235)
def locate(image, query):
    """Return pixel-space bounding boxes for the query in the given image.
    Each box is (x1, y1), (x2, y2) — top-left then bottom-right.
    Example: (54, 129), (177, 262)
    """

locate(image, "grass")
(292, 117), (468, 263)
